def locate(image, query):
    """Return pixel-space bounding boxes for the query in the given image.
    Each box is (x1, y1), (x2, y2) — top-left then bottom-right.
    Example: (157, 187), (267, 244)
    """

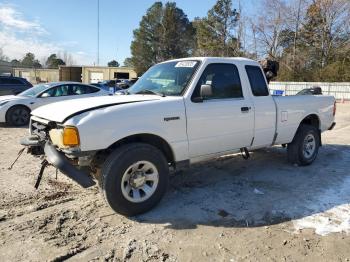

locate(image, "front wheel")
(101, 143), (169, 216)
(287, 124), (320, 166)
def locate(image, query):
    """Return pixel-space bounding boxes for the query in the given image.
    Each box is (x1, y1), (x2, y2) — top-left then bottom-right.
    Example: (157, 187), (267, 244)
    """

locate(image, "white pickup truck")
(21, 57), (336, 216)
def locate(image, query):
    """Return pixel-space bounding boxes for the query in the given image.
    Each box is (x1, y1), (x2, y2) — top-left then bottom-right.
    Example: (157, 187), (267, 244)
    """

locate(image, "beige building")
(79, 66), (137, 84)
(13, 66), (137, 84)
(13, 68), (59, 83)
(59, 66), (137, 84)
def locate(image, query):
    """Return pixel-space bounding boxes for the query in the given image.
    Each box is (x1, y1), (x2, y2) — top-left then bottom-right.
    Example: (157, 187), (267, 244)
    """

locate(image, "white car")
(0, 82), (109, 126)
(22, 57), (336, 216)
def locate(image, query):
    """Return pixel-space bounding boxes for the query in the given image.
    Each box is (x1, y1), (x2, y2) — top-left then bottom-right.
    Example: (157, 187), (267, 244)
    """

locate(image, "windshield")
(128, 60), (199, 96)
(18, 84), (50, 97)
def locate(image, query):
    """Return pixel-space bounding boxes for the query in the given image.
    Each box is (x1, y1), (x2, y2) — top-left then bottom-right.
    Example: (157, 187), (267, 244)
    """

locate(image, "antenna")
(97, 0), (100, 66)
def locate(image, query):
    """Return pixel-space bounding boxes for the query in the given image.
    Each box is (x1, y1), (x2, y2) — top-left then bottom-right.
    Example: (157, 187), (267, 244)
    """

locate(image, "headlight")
(63, 126), (80, 147)
(0, 101), (9, 106)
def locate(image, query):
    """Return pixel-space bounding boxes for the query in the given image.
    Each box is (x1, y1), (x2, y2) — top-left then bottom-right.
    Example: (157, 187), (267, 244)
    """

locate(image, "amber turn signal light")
(63, 126), (80, 146)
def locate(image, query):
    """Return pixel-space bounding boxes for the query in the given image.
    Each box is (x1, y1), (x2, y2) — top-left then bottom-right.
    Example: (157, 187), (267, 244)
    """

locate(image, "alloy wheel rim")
(121, 161), (159, 203)
(302, 133), (316, 159)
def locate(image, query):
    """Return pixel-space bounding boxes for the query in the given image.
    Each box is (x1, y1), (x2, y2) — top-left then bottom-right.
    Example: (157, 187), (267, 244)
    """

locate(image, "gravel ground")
(0, 103), (349, 262)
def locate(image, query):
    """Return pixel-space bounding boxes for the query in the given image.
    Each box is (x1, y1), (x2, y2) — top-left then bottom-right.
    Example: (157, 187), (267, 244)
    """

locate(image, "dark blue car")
(0, 76), (33, 96)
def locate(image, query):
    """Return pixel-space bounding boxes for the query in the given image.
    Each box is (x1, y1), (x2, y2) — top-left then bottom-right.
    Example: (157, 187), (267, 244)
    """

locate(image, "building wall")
(13, 66), (137, 84)
(13, 68), (59, 84)
(81, 66), (137, 84)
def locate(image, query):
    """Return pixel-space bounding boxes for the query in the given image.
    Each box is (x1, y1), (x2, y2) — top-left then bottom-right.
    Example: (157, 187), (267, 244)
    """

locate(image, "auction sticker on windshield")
(175, 61), (197, 68)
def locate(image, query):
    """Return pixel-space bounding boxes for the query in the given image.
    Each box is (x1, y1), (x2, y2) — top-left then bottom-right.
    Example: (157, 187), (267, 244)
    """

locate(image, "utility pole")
(97, 0), (100, 66)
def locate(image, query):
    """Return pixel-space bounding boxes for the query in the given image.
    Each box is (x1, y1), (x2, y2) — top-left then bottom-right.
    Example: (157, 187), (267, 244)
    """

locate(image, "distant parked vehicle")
(116, 79), (134, 89)
(0, 76), (32, 96)
(296, 87), (322, 95)
(0, 82), (109, 126)
(99, 80), (119, 87)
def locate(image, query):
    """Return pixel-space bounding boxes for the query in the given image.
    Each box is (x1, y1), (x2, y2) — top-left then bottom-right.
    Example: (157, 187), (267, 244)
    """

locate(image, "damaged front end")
(20, 117), (96, 189)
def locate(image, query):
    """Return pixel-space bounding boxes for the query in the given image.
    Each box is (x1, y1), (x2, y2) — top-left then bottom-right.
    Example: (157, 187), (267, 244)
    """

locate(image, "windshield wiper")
(135, 89), (166, 97)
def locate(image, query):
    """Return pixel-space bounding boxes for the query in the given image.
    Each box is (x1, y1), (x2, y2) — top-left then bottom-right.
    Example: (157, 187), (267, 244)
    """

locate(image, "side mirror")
(40, 93), (50, 98)
(200, 84), (213, 98)
(193, 84), (213, 103)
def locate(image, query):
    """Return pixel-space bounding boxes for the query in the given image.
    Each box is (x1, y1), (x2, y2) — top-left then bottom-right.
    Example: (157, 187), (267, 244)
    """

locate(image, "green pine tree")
(194, 0), (240, 57)
(130, 2), (195, 74)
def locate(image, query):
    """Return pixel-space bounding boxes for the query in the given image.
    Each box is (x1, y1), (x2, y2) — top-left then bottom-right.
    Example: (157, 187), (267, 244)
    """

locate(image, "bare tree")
(299, 0), (350, 68)
(290, 0), (303, 70)
(253, 0), (288, 59)
(281, 0), (311, 76)
(236, 0), (244, 51)
(318, 0), (349, 67)
(58, 51), (75, 66)
(251, 22), (258, 59)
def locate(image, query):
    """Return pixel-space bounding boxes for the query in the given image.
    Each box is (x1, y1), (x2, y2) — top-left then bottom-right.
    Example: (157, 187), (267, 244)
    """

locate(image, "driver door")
(185, 63), (254, 158)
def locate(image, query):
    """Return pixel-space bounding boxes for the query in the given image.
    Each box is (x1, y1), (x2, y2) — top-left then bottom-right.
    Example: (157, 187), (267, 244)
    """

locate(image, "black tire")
(287, 124), (320, 166)
(101, 143), (169, 216)
(6, 105), (30, 126)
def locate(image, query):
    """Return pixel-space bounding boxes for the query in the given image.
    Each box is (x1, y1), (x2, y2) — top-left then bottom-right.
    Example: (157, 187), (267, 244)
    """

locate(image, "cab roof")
(162, 57), (259, 66)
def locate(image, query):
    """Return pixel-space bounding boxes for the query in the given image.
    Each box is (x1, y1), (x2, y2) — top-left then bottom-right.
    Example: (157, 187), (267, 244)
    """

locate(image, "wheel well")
(99, 134), (175, 166)
(5, 104), (31, 121)
(300, 114), (320, 129)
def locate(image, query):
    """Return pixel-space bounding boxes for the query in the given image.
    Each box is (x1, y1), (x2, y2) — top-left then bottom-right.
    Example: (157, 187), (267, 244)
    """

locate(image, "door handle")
(241, 106), (251, 112)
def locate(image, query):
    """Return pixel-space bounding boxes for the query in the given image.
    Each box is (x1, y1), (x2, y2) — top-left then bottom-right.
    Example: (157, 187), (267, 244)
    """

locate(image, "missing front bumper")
(21, 136), (95, 188)
(44, 142), (96, 188)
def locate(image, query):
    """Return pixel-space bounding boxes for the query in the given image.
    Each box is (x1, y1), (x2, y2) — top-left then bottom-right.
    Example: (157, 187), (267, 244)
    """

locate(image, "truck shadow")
(135, 144), (350, 230)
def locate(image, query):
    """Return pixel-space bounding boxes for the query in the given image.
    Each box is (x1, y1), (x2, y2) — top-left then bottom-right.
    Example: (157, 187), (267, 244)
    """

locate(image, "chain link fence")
(269, 82), (350, 100)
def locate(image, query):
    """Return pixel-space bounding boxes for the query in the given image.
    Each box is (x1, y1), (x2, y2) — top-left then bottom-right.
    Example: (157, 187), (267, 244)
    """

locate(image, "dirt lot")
(0, 104), (349, 262)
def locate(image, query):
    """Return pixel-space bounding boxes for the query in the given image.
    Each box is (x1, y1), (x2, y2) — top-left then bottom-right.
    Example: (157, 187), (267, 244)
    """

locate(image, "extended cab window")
(245, 65), (269, 96)
(193, 63), (243, 100)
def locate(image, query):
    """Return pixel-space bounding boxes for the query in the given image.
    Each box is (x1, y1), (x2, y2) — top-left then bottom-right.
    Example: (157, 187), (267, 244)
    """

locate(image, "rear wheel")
(287, 124), (320, 166)
(6, 106), (30, 126)
(101, 143), (169, 216)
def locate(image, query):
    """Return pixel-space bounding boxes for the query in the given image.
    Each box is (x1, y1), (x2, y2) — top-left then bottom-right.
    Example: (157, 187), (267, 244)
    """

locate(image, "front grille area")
(31, 119), (49, 139)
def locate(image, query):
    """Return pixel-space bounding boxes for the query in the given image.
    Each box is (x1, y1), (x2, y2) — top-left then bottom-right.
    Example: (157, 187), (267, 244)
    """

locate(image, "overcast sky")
(0, 0), (256, 66)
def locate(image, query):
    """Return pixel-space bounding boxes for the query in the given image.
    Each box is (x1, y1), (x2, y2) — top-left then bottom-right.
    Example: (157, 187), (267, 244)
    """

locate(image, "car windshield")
(128, 60), (199, 96)
(18, 84), (50, 97)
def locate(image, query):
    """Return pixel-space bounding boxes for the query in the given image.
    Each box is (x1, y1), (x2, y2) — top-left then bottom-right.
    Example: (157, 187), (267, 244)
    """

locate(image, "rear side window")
(245, 65), (269, 96)
(71, 84), (99, 95)
(88, 85), (100, 93)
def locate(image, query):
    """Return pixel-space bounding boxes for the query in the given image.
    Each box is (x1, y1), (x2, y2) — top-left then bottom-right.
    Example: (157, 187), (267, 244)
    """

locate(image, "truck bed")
(273, 95), (335, 145)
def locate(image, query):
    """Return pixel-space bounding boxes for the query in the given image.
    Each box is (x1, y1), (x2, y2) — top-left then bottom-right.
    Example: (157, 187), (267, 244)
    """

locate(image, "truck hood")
(31, 94), (160, 123)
